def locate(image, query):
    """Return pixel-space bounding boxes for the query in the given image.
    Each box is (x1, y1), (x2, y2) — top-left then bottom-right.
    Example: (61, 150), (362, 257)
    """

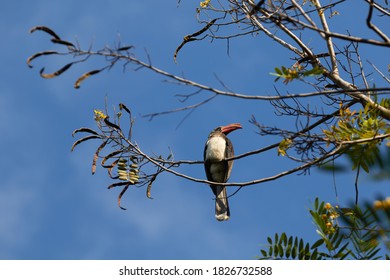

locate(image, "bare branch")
(313, 0), (339, 75)
(366, 0), (390, 43)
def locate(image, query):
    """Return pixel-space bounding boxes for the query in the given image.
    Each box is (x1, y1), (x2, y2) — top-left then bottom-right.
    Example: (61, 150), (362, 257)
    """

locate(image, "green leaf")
(311, 238), (324, 249)
(298, 238), (304, 252)
(332, 232), (343, 250)
(304, 243), (310, 260)
(311, 249), (319, 260)
(314, 197), (319, 211)
(291, 244), (297, 259)
(288, 236), (293, 246)
(278, 244), (284, 258)
(366, 248), (381, 260)
(361, 160), (370, 173)
(273, 243), (279, 258)
(285, 244), (291, 258)
(281, 232), (287, 246)
(334, 242), (350, 259)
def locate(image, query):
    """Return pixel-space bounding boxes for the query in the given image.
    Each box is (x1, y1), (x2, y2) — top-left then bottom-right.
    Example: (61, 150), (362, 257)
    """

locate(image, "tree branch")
(366, 0), (390, 43)
(313, 0), (339, 75)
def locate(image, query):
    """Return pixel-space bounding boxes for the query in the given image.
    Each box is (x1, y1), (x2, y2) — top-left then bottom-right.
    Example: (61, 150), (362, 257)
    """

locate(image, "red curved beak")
(221, 123), (242, 135)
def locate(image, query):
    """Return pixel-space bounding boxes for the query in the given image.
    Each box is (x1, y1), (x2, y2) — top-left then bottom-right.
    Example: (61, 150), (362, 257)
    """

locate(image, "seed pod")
(129, 170), (139, 175)
(117, 164), (127, 170)
(129, 176), (138, 183)
(118, 167), (127, 172)
(119, 175), (128, 181)
(130, 163), (138, 169)
(118, 170), (128, 177)
(129, 174), (139, 180)
(128, 178), (135, 184)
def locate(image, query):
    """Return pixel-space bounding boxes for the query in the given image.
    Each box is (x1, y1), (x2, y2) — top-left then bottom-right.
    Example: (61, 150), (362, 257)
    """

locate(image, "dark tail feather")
(214, 186), (230, 221)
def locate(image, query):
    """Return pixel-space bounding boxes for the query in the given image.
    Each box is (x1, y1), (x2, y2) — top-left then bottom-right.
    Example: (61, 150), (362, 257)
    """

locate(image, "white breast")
(205, 136), (226, 161)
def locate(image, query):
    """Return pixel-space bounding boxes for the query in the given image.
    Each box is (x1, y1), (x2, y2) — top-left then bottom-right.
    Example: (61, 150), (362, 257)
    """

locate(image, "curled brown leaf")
(72, 127), (99, 137)
(92, 140), (108, 175)
(29, 26), (61, 40)
(26, 51), (59, 68)
(51, 38), (76, 49)
(103, 117), (121, 131)
(101, 150), (122, 167)
(118, 185), (130, 210)
(71, 135), (100, 152)
(74, 69), (102, 89)
(39, 62), (73, 79)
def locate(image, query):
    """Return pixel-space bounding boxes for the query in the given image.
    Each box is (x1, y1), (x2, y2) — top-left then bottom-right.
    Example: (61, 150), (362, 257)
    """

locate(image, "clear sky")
(1, 1), (389, 259)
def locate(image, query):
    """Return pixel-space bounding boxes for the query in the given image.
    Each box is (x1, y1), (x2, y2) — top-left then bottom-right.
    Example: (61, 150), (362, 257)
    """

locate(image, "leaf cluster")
(259, 232), (324, 260)
(340, 197), (390, 259)
(71, 103), (174, 210)
(323, 100), (390, 173)
(271, 65), (324, 84)
(27, 26), (133, 89)
(258, 197), (390, 260)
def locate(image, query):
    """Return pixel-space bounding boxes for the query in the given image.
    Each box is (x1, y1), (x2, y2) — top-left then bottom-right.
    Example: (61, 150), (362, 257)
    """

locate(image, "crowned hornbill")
(204, 123), (242, 221)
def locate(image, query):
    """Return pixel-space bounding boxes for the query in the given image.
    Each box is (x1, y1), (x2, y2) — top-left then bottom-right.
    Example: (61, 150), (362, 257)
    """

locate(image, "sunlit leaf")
(39, 63), (73, 79)
(74, 69), (103, 89)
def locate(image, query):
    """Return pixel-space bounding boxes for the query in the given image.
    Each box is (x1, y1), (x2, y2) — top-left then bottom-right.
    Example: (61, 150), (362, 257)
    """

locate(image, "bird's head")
(214, 123), (242, 135)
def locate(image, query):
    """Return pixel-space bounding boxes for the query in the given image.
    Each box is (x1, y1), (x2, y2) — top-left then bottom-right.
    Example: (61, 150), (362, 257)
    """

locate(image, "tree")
(27, 0), (389, 255)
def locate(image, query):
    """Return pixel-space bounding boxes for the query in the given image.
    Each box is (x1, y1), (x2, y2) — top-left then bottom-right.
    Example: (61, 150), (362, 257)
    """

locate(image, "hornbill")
(204, 123), (242, 221)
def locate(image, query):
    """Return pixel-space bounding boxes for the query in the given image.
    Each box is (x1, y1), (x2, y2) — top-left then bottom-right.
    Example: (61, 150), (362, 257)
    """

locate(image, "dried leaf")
(106, 159), (120, 178)
(189, 18), (217, 37)
(174, 19), (217, 63)
(29, 26), (60, 40)
(107, 181), (128, 189)
(39, 62), (73, 79)
(92, 140), (108, 175)
(174, 38), (196, 63)
(26, 51), (59, 68)
(117, 45), (134, 51)
(103, 117), (121, 131)
(74, 69), (102, 89)
(119, 103), (131, 114)
(118, 185), (130, 210)
(72, 127), (99, 137)
(101, 150), (122, 167)
(146, 173), (157, 199)
(51, 38), (75, 49)
(71, 135), (100, 152)
(146, 181), (154, 199)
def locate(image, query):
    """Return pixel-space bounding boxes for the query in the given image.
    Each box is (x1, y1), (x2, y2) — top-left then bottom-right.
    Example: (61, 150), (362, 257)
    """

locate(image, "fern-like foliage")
(258, 197), (390, 260)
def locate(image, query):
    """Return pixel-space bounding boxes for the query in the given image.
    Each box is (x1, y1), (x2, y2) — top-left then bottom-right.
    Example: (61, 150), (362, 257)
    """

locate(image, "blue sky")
(1, 1), (389, 259)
